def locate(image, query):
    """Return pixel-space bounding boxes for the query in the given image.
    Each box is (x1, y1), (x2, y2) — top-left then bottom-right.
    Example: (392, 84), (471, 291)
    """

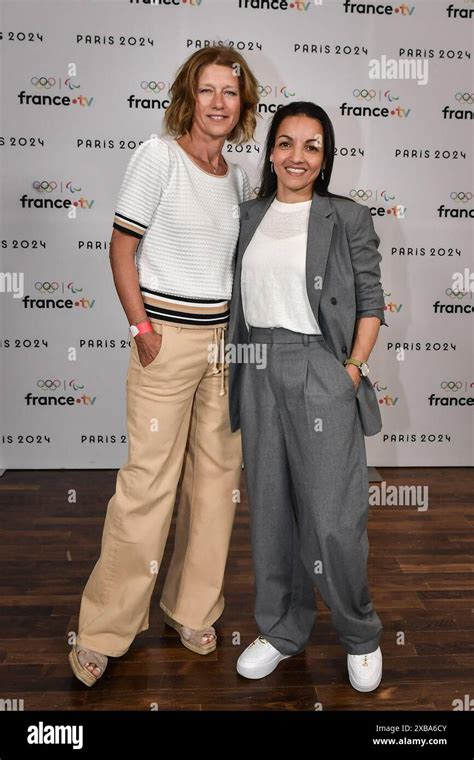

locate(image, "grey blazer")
(227, 189), (387, 437)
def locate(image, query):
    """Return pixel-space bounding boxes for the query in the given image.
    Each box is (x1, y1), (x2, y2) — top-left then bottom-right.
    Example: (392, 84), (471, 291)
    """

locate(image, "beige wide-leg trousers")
(76, 320), (242, 657)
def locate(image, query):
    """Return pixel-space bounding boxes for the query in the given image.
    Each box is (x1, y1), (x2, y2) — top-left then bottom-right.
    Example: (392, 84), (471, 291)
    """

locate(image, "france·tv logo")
(343, 1), (415, 16)
(238, 0), (316, 9)
(18, 72), (93, 107)
(340, 89), (411, 119)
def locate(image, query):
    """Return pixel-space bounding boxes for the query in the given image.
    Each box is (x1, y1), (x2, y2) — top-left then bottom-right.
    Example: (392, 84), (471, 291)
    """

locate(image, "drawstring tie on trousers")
(211, 326), (227, 396)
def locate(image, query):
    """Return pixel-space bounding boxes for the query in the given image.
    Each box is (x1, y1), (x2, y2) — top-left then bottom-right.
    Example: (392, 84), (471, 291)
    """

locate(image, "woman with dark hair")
(69, 46), (258, 686)
(227, 101), (386, 691)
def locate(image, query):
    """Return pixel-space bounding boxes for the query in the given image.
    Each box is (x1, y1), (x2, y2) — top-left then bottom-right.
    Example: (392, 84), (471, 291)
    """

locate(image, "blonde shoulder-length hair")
(163, 46), (259, 144)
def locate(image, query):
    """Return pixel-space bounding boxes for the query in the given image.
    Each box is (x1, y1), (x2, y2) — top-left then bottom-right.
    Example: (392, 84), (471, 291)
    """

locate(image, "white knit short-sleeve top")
(113, 136), (252, 304)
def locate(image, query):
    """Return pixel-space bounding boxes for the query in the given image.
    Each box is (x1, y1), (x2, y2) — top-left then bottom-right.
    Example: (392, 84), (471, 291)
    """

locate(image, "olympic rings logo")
(33, 181), (57, 193)
(440, 381), (462, 391)
(350, 189), (372, 200)
(455, 92), (474, 104)
(445, 288), (469, 299)
(140, 81), (166, 93)
(31, 76), (56, 89)
(450, 191), (472, 203)
(35, 282), (59, 292)
(353, 89), (376, 100)
(37, 379), (61, 390)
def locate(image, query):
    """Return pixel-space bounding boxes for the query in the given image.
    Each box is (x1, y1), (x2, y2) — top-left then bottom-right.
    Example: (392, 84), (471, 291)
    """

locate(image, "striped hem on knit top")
(141, 287), (230, 327)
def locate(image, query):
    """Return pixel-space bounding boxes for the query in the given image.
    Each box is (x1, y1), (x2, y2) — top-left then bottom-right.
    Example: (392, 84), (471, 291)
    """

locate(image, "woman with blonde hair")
(69, 46), (258, 686)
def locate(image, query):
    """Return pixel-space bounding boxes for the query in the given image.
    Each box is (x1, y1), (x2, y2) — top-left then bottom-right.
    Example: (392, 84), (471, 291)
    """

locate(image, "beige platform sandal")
(69, 644), (108, 687)
(163, 612), (217, 655)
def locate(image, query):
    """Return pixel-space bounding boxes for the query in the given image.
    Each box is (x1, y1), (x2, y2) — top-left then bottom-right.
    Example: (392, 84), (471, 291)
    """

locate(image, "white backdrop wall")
(0, 0), (473, 468)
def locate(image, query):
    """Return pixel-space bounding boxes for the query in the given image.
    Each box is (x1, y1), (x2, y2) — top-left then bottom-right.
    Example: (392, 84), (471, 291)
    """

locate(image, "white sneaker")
(347, 646), (383, 692)
(236, 636), (292, 679)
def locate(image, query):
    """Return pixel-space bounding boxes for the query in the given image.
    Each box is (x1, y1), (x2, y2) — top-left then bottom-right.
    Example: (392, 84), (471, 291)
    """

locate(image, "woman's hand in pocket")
(135, 331), (163, 368)
(345, 363), (361, 391)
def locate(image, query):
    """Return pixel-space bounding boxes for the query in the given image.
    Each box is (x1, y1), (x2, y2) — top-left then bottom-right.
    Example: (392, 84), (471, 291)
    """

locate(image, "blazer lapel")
(305, 192), (334, 323)
(236, 191), (277, 271)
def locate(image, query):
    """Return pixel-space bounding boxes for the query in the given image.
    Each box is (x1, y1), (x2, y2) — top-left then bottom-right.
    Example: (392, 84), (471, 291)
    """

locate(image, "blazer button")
(330, 297), (337, 305)
(342, 345), (347, 353)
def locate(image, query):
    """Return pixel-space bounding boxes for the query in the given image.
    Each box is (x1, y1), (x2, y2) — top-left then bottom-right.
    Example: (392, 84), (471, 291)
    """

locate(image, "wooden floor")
(0, 467), (472, 711)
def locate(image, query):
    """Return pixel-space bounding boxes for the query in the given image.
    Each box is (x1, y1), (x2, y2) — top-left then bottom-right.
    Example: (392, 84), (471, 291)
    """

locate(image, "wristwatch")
(129, 320), (153, 339)
(344, 357), (370, 377)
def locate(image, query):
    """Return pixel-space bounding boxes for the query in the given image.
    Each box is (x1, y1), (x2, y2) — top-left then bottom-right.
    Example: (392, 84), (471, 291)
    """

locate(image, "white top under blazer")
(241, 197), (321, 334)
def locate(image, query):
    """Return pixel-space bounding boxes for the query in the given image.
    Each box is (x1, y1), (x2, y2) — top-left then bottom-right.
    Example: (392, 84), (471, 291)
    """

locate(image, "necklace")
(189, 151), (224, 174)
(178, 140), (225, 175)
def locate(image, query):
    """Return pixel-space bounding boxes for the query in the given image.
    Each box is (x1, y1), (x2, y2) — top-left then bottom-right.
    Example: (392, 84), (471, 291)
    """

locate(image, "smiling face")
(192, 63), (242, 139)
(270, 115), (325, 201)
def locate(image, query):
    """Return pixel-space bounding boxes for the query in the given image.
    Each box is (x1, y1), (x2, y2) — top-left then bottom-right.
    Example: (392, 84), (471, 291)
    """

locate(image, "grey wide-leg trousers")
(239, 327), (383, 656)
